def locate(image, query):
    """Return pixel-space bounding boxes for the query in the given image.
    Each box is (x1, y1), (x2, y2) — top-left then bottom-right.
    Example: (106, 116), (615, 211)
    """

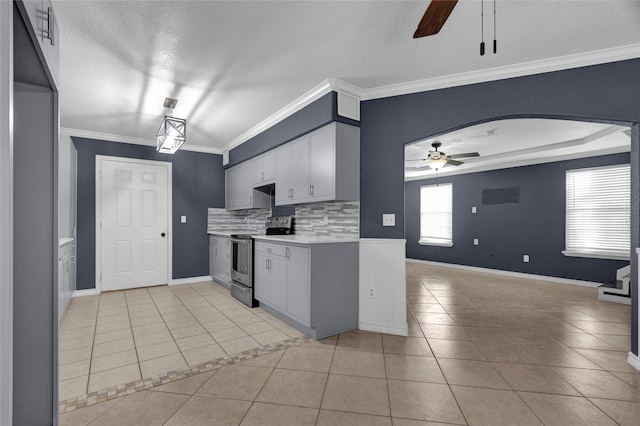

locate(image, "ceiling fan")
(406, 142), (480, 171)
(413, 0), (459, 38)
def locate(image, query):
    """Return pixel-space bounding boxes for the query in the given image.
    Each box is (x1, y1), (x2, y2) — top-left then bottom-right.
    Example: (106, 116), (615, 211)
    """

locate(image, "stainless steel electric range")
(229, 215), (294, 307)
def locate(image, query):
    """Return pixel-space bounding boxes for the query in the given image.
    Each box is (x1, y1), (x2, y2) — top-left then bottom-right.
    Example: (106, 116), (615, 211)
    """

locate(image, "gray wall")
(405, 153), (630, 283)
(228, 91), (359, 167)
(73, 138), (225, 289)
(14, 89), (56, 425)
(360, 59), (640, 355)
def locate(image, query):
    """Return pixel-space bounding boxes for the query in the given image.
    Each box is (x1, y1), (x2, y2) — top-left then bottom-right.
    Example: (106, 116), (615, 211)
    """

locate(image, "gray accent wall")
(360, 58), (640, 355)
(228, 92), (360, 167)
(73, 138), (225, 289)
(405, 153), (630, 283)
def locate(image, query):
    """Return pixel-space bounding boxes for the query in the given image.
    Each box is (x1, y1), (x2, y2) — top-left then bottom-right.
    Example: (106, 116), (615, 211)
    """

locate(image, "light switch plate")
(181, 215), (187, 223)
(523, 254), (530, 263)
(472, 206), (477, 213)
(383, 214), (395, 227)
(473, 238), (479, 246)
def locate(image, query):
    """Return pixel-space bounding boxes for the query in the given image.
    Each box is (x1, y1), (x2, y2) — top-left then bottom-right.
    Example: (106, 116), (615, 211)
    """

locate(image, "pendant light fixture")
(156, 97), (186, 154)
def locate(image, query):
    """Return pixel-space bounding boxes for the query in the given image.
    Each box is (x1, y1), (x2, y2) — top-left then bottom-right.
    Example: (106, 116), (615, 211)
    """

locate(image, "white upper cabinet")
(19, 0), (60, 87)
(252, 151), (275, 186)
(225, 162), (270, 210)
(275, 122), (359, 206)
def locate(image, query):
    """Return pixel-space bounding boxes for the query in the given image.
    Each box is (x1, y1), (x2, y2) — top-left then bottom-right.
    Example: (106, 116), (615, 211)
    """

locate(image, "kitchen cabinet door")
(254, 253), (270, 302)
(254, 253), (287, 311)
(286, 245), (310, 326)
(19, 0), (59, 87)
(253, 151), (275, 186)
(309, 125), (335, 201)
(290, 137), (310, 202)
(268, 255), (287, 311)
(275, 145), (292, 204)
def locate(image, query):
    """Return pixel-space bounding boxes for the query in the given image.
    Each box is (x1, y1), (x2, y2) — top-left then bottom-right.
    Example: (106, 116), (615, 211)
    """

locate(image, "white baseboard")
(597, 293), (632, 305)
(627, 352), (640, 371)
(169, 276), (213, 286)
(407, 258), (600, 288)
(359, 322), (408, 337)
(71, 288), (99, 298)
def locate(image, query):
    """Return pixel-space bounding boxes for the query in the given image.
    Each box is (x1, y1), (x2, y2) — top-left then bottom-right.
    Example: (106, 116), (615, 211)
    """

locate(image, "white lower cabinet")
(255, 242), (309, 325)
(286, 245), (310, 325)
(209, 235), (231, 288)
(254, 239), (358, 338)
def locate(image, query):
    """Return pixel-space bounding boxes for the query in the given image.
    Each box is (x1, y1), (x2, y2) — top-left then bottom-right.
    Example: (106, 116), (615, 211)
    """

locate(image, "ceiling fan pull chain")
(493, 0), (497, 54)
(480, 0), (485, 55)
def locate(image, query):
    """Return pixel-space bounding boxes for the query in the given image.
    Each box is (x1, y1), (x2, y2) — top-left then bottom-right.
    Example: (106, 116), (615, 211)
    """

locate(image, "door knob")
(161, 232), (166, 237)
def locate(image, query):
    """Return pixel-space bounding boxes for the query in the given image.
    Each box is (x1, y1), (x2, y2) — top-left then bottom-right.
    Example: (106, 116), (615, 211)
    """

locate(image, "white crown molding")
(222, 79), (335, 153)
(362, 43), (640, 100)
(61, 127), (223, 155)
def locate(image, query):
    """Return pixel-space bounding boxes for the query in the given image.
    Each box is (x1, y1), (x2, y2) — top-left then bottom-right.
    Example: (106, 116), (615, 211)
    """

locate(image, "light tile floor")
(60, 262), (640, 425)
(59, 280), (304, 401)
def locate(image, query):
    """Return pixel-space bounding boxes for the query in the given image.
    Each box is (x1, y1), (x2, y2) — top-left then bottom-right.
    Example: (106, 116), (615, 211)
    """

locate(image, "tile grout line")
(314, 337), (338, 425)
(427, 286), (470, 426)
(58, 335), (310, 414)
(124, 288), (144, 389)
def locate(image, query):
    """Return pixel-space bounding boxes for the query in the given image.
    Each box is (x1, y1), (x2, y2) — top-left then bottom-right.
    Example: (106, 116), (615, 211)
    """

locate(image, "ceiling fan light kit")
(156, 97), (187, 154)
(406, 141), (480, 172)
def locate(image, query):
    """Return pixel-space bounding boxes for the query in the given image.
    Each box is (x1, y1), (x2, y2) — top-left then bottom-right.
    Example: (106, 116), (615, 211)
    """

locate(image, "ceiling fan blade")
(446, 159), (463, 166)
(406, 158), (428, 162)
(448, 152), (480, 159)
(413, 0), (459, 38)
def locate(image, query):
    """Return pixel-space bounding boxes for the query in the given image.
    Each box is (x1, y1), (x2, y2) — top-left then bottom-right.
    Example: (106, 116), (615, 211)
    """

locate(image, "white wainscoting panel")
(359, 239), (407, 336)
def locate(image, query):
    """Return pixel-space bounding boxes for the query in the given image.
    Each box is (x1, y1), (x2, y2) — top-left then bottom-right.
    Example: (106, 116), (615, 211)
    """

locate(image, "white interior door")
(99, 158), (170, 291)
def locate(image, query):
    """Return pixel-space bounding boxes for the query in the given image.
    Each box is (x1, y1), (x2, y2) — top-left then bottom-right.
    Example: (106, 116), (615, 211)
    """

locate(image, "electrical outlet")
(472, 206), (477, 213)
(383, 214), (395, 226)
(180, 215), (187, 223)
(473, 238), (479, 246)
(369, 287), (375, 298)
(523, 254), (530, 263)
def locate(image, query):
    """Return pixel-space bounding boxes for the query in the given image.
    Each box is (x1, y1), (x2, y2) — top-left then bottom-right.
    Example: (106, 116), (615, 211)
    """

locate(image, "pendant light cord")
(480, 0), (485, 55)
(493, 0), (497, 53)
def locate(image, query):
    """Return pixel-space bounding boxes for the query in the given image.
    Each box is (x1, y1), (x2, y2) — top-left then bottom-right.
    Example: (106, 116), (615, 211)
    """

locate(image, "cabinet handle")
(286, 248), (290, 259)
(42, 7), (55, 46)
(250, 195), (252, 204)
(261, 172), (264, 181)
(310, 185), (314, 196)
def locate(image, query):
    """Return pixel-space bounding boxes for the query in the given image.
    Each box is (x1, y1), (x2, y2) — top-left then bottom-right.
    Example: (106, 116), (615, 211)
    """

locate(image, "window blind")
(420, 183), (453, 245)
(565, 164), (630, 259)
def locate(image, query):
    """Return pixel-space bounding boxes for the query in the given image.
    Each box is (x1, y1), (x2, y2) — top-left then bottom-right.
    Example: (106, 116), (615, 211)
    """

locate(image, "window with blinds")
(564, 164), (630, 260)
(420, 183), (453, 246)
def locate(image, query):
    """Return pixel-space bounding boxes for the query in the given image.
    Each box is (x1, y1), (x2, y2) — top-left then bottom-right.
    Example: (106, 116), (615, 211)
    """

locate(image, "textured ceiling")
(53, 1), (640, 152)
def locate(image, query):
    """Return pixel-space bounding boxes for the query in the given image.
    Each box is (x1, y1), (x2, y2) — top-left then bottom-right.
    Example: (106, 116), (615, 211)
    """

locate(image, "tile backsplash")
(293, 201), (359, 238)
(208, 201), (359, 237)
(207, 208), (271, 233)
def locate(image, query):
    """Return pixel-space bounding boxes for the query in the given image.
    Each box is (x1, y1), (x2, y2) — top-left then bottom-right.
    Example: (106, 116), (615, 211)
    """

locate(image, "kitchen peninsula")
(253, 235), (359, 339)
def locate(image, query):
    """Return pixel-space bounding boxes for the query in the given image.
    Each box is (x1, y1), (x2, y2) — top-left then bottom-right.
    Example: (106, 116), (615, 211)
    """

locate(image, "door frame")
(95, 155), (173, 293)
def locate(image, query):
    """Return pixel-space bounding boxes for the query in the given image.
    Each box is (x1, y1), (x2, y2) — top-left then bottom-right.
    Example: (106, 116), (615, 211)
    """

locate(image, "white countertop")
(252, 235), (359, 245)
(207, 230), (265, 237)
